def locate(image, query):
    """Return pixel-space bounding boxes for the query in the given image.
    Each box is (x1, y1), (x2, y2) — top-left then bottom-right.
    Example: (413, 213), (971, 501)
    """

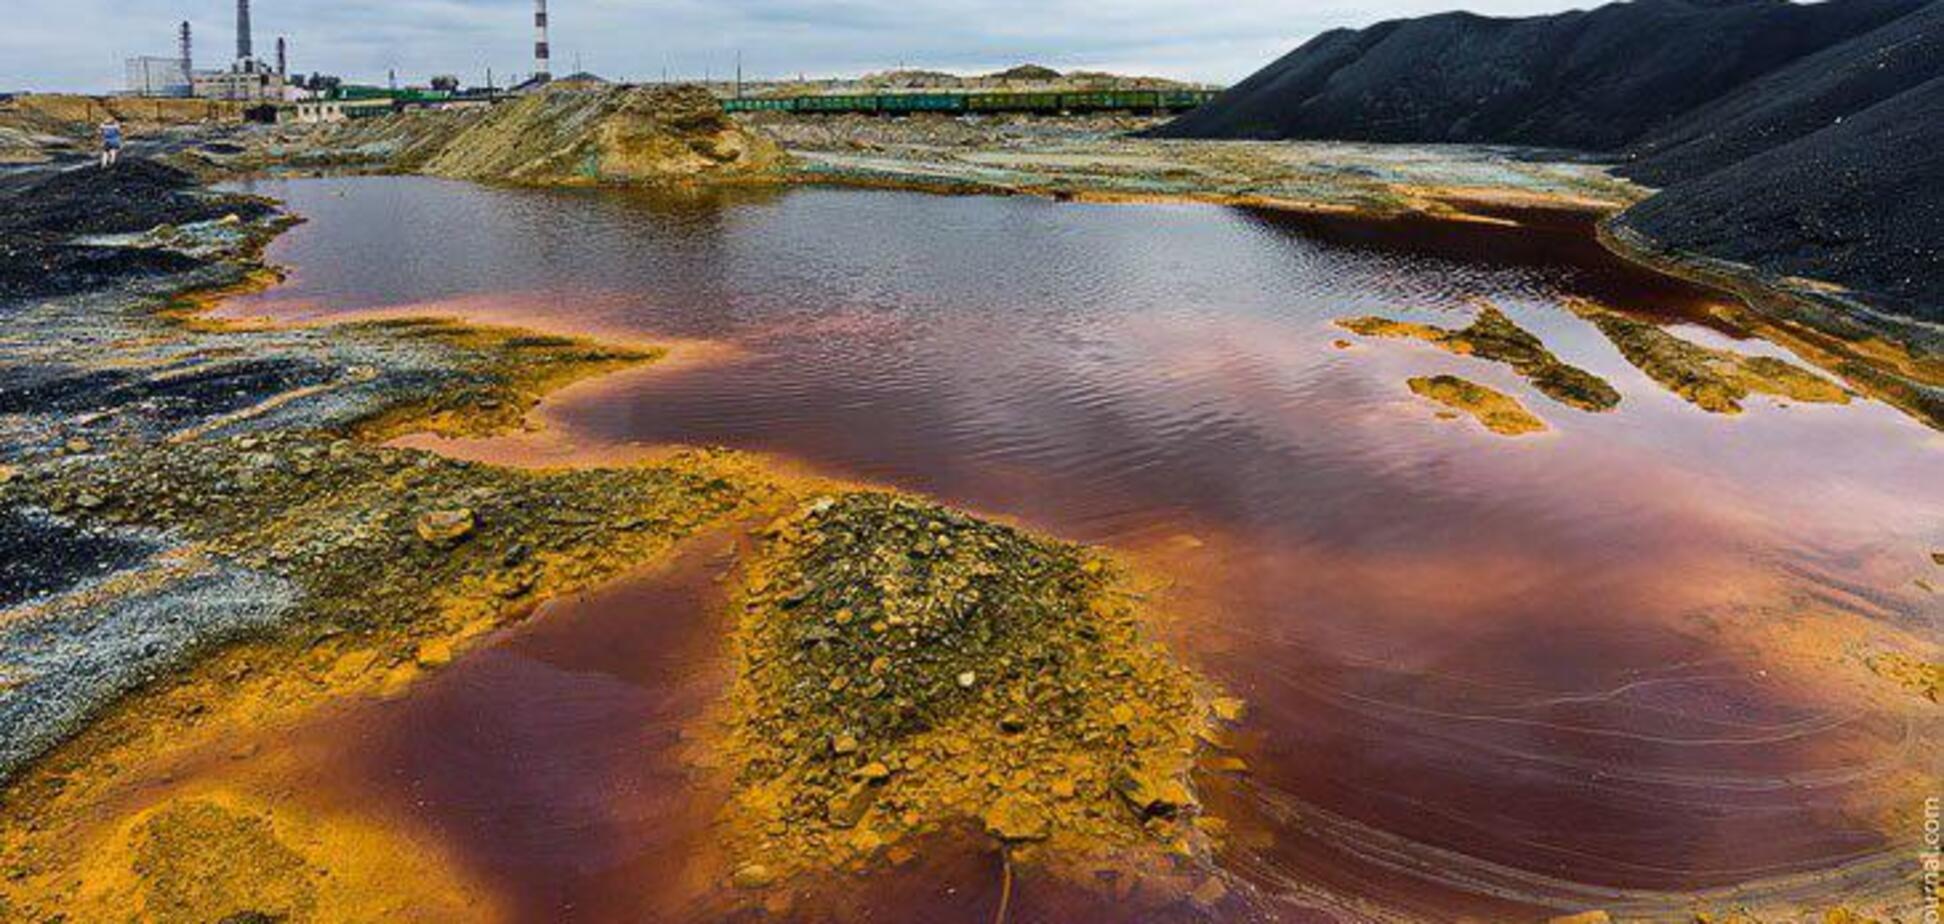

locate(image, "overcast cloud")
(3, 0), (1588, 93)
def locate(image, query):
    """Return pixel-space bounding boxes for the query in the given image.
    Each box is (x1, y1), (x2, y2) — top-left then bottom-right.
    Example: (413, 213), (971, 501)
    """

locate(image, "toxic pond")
(208, 176), (1940, 921)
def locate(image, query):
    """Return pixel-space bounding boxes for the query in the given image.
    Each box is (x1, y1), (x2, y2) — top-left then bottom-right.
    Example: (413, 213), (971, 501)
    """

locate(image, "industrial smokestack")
(276, 36), (286, 77)
(533, 0), (551, 81)
(236, 0), (252, 62)
(179, 21), (192, 79)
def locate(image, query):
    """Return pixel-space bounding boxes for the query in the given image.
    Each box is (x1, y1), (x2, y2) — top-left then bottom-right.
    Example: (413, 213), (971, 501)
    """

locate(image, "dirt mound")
(417, 84), (783, 185)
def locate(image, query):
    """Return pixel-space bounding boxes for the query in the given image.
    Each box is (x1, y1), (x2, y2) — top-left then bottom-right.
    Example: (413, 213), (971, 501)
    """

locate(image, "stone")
(981, 795), (1050, 842)
(830, 732), (859, 756)
(730, 863), (775, 890)
(1211, 696), (1245, 722)
(1189, 876), (1228, 909)
(414, 508), (476, 546)
(826, 781), (878, 828)
(1114, 767), (1193, 819)
(956, 670), (977, 689)
(415, 640), (454, 668)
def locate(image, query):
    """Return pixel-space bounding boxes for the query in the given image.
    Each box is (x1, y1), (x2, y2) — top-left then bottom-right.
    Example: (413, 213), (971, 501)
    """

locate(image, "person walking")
(99, 118), (122, 168)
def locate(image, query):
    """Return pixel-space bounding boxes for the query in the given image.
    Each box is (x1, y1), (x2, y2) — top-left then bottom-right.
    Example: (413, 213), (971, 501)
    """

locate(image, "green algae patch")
(1338, 304), (1620, 412)
(715, 492), (1235, 907)
(1408, 375), (1547, 436)
(1564, 299), (1851, 414)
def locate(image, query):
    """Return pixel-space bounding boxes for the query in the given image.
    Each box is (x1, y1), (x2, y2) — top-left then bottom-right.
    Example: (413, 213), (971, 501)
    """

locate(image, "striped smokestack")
(533, 0), (551, 81)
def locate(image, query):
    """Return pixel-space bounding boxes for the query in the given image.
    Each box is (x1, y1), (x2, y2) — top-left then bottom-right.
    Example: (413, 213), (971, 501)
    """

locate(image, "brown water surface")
(209, 177), (1942, 920)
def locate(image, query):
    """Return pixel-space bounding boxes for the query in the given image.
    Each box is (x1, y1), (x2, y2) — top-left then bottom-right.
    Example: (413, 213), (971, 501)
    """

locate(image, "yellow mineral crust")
(710, 491), (1238, 905)
(45, 788), (496, 924)
(1564, 298), (1850, 414)
(1408, 374), (1548, 436)
(1338, 304), (1621, 412)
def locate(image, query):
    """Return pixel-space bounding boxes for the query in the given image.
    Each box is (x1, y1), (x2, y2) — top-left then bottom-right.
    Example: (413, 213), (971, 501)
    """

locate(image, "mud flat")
(738, 110), (1637, 223)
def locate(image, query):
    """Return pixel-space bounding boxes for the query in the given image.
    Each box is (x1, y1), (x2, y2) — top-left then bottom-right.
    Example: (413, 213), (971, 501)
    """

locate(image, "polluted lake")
(32, 175), (1944, 922)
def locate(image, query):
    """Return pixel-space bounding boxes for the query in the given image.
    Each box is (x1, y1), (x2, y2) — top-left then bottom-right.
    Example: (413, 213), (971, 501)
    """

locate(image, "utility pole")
(735, 50), (743, 99)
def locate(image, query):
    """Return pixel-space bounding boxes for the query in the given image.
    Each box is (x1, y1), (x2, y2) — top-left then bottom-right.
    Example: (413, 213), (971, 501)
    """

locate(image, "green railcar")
(876, 93), (965, 113)
(723, 97), (797, 113)
(1158, 90), (1219, 110)
(726, 88), (1222, 116)
(968, 92), (1062, 112)
(796, 94), (880, 112)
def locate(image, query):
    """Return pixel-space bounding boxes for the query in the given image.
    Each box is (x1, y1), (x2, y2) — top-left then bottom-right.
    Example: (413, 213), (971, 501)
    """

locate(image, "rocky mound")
(717, 492), (1235, 908)
(416, 84), (783, 186)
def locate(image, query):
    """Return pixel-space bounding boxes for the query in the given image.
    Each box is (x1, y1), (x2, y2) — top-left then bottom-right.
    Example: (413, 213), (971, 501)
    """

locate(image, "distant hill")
(1153, 0), (1943, 327)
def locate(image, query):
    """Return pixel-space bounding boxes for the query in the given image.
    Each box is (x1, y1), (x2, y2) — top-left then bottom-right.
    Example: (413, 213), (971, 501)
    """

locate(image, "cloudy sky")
(4, 0), (1586, 92)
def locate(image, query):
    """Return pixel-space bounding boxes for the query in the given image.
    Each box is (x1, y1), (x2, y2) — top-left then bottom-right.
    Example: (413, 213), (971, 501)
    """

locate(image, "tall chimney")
(236, 0), (252, 62)
(179, 21), (192, 82)
(533, 0), (551, 81)
(276, 36), (286, 77)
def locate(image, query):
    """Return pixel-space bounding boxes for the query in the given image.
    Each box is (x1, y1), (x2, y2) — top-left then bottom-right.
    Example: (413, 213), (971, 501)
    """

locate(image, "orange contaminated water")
(198, 176), (1941, 920)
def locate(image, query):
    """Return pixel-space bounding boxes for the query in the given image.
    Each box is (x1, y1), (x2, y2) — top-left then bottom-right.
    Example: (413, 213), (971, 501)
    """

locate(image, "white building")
(124, 56), (192, 97)
(193, 61), (285, 101)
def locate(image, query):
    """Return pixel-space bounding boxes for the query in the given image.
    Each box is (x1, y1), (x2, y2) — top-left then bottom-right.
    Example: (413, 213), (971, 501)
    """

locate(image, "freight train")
(722, 89), (1220, 116)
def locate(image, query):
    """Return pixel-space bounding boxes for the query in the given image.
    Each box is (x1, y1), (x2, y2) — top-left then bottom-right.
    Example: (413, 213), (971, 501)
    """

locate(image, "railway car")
(876, 93), (965, 113)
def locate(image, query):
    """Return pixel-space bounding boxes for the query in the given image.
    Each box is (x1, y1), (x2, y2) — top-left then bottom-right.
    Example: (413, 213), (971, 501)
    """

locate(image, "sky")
(2, 0), (1589, 93)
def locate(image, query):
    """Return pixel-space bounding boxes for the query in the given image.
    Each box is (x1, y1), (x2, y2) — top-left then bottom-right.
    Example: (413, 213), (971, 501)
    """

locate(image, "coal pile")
(0, 159), (268, 238)
(1616, 79), (1944, 323)
(1151, 0), (1921, 149)
(0, 159), (272, 302)
(1154, 0), (1944, 327)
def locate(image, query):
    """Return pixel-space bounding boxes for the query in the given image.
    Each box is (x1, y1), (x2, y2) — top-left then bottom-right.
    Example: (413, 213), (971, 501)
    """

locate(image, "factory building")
(190, 0), (287, 101)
